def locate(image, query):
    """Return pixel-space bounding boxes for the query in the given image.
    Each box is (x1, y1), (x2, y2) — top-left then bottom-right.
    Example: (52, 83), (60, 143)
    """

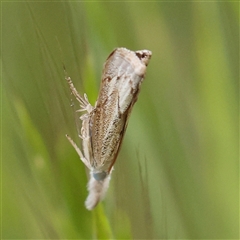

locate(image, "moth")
(65, 48), (152, 210)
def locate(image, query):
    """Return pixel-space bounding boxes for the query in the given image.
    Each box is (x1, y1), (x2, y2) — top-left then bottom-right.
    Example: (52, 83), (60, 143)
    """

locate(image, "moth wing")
(90, 48), (148, 172)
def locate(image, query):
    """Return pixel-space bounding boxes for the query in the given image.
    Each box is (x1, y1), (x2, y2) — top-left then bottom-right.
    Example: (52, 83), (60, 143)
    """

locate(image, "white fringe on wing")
(85, 173), (111, 210)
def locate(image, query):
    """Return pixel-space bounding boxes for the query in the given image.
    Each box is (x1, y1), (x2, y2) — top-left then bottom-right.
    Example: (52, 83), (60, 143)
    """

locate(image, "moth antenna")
(85, 172), (111, 210)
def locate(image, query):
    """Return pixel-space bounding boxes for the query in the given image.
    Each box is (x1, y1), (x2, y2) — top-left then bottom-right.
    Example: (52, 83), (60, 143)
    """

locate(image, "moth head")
(135, 50), (152, 66)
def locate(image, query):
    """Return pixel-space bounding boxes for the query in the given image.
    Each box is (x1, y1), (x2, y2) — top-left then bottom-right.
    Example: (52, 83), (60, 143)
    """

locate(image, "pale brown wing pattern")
(90, 48), (151, 172)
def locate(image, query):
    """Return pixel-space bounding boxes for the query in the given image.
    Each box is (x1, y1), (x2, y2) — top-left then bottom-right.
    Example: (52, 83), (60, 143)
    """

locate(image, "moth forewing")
(91, 48), (151, 170)
(65, 48), (152, 210)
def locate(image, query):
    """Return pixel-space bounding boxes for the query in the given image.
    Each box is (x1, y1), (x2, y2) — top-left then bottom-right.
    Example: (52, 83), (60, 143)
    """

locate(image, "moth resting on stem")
(65, 48), (152, 210)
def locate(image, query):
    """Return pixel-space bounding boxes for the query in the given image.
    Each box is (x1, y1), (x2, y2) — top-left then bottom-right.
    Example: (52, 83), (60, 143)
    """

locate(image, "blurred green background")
(2, 1), (239, 239)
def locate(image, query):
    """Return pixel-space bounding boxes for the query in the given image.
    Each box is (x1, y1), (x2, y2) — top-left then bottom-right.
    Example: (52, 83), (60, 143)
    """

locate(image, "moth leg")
(66, 134), (91, 169)
(65, 74), (94, 113)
